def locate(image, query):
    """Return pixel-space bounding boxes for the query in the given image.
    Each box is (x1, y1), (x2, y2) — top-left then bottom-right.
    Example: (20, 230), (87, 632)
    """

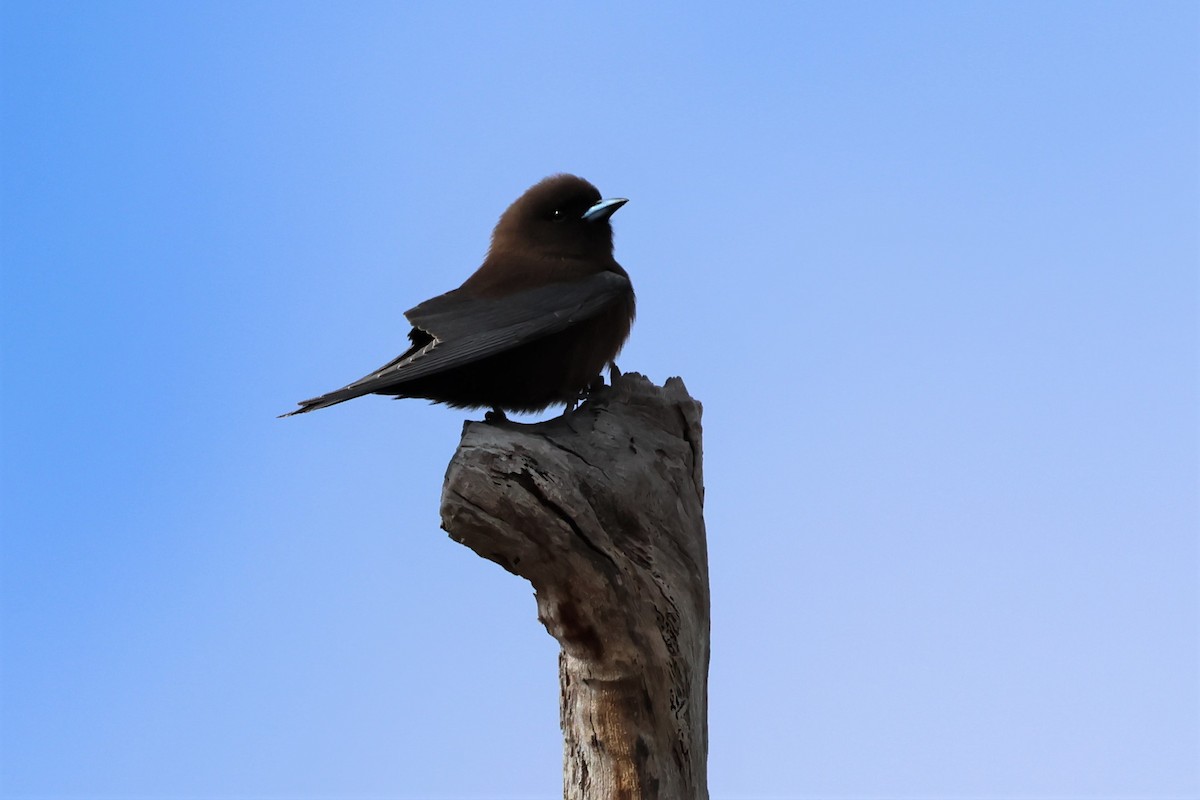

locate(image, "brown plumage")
(281, 174), (635, 417)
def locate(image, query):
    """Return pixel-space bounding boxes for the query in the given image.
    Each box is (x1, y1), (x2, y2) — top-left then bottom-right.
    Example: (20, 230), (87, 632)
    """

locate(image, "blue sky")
(1, 2), (1196, 798)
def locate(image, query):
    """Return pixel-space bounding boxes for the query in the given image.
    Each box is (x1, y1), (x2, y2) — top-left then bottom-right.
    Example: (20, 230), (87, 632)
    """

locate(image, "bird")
(280, 174), (635, 418)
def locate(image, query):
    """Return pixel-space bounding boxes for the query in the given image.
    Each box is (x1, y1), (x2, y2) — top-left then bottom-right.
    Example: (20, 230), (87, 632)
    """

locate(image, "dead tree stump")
(440, 372), (709, 800)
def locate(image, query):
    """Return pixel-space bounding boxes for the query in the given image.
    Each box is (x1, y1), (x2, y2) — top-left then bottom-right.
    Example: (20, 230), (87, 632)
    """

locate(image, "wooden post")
(440, 372), (709, 800)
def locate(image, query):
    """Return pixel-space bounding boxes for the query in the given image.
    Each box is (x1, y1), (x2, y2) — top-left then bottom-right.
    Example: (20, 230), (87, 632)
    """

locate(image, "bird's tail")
(277, 384), (383, 418)
(279, 342), (428, 418)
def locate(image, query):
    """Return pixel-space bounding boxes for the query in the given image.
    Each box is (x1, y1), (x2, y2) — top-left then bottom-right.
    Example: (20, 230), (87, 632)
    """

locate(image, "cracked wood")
(440, 372), (709, 800)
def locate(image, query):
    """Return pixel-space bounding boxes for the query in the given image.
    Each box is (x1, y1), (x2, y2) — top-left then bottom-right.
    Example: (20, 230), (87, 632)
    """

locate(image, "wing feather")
(279, 271), (629, 415)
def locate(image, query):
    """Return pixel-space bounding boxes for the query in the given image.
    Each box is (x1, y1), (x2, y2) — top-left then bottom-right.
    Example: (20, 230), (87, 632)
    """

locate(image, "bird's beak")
(582, 197), (628, 223)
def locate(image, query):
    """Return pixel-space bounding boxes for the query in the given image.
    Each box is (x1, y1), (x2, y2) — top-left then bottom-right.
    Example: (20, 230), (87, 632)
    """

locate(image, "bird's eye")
(548, 208), (565, 221)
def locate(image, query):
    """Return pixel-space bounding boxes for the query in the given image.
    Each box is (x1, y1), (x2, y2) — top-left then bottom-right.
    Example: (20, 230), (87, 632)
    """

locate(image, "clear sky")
(1, 2), (1196, 798)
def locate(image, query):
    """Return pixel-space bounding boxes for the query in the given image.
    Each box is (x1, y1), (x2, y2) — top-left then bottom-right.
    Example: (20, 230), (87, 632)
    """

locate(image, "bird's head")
(490, 174), (627, 262)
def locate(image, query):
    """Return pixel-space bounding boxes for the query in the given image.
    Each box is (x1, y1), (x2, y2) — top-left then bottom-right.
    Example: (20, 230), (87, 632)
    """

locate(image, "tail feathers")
(280, 340), (429, 418)
(278, 384), (383, 418)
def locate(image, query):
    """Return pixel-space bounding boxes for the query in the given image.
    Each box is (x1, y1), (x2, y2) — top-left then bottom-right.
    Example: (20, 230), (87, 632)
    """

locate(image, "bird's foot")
(560, 396), (580, 417)
(607, 361), (622, 383)
(484, 407), (508, 424)
(564, 369), (612, 417)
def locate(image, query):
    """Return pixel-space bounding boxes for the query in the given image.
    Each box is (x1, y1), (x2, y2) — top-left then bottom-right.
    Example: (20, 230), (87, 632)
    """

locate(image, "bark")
(440, 372), (708, 800)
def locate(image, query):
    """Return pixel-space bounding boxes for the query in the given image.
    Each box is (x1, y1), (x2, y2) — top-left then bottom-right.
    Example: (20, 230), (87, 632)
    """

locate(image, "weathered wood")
(440, 372), (709, 800)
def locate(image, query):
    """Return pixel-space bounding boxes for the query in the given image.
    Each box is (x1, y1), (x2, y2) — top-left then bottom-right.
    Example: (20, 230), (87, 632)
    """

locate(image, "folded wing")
(280, 271), (630, 416)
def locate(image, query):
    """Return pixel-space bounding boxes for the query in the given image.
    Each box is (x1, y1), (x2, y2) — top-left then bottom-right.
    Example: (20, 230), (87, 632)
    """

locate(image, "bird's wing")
(279, 271), (629, 415)
(403, 271), (628, 367)
(379, 270), (629, 383)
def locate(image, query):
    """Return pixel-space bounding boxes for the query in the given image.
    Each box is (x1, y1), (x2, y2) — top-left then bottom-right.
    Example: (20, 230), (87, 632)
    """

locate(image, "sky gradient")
(2, 2), (1197, 798)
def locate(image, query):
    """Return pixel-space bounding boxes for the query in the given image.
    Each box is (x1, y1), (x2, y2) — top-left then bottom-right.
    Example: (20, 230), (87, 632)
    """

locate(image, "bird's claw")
(485, 407), (508, 424)
(563, 365), (619, 417)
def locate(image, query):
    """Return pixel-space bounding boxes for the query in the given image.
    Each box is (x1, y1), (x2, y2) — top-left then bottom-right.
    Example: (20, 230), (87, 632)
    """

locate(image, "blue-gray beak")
(582, 197), (628, 223)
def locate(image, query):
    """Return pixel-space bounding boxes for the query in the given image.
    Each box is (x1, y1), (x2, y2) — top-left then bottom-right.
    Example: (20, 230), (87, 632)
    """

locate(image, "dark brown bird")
(281, 174), (635, 417)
